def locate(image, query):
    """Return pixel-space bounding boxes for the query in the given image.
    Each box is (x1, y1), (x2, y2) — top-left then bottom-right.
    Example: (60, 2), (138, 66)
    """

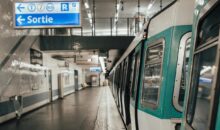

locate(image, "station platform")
(0, 87), (125, 130)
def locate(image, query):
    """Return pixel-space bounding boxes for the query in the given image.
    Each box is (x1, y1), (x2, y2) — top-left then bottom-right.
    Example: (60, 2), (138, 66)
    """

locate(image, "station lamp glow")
(99, 56), (106, 73)
(147, 3), (153, 10)
(88, 12), (92, 19)
(147, 0), (156, 10)
(84, 2), (89, 9)
(117, 4), (120, 11)
(87, 58), (92, 62)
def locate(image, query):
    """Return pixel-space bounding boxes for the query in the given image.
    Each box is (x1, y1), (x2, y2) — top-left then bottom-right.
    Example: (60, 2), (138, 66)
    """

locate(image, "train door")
(184, 2), (220, 130)
(48, 70), (53, 102)
(113, 68), (119, 102)
(74, 70), (79, 90)
(120, 61), (126, 116)
(122, 56), (132, 126)
(116, 66), (121, 106)
(112, 70), (116, 98)
(137, 39), (165, 130)
(130, 44), (142, 130)
(119, 62), (125, 112)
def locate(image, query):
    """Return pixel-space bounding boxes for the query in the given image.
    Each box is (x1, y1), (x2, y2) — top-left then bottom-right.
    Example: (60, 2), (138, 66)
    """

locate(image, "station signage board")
(14, 1), (81, 28)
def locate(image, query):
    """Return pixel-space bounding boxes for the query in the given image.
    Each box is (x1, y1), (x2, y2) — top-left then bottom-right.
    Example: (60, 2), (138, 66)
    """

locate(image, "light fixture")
(200, 66), (212, 75)
(147, 3), (153, 10)
(115, 12), (119, 18)
(117, 4), (120, 11)
(89, 19), (92, 24)
(147, 0), (156, 10)
(84, 2), (89, 9)
(87, 58), (92, 62)
(72, 42), (81, 50)
(88, 12), (92, 19)
(99, 57), (106, 73)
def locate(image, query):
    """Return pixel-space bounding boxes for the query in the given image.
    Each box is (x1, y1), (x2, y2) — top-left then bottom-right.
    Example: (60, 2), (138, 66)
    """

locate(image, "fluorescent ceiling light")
(117, 4), (120, 11)
(201, 66), (212, 75)
(116, 13), (119, 18)
(84, 2), (89, 9)
(99, 57), (106, 73)
(147, 0), (156, 10)
(88, 13), (92, 18)
(147, 3), (153, 10)
(87, 59), (92, 62)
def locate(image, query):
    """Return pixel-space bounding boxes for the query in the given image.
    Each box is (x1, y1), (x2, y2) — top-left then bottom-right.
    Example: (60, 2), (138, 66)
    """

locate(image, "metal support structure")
(110, 18), (113, 36)
(160, 0), (163, 10)
(116, 22), (118, 36)
(127, 18), (130, 36)
(135, 18), (137, 34)
(81, 27), (83, 36)
(137, 0), (140, 32)
(93, 0), (96, 36)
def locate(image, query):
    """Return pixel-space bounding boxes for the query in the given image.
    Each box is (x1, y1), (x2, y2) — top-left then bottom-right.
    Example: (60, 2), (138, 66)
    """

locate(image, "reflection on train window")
(198, 4), (220, 46)
(173, 34), (191, 112)
(130, 55), (136, 97)
(131, 52), (140, 100)
(179, 38), (191, 107)
(187, 46), (217, 130)
(142, 43), (163, 108)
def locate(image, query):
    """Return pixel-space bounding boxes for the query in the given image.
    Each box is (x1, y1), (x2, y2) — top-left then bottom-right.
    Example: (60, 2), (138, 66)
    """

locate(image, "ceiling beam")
(40, 36), (134, 51)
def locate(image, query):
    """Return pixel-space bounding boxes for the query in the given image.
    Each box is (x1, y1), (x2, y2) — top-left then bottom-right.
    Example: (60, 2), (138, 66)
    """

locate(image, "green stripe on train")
(137, 25), (192, 119)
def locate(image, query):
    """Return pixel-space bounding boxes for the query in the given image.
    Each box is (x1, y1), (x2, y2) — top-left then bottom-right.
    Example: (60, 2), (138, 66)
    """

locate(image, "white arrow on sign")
(17, 15), (25, 24)
(17, 4), (25, 12)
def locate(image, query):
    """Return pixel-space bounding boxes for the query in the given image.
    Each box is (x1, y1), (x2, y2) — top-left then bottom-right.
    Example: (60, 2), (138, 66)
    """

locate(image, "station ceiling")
(0, 0), (174, 72)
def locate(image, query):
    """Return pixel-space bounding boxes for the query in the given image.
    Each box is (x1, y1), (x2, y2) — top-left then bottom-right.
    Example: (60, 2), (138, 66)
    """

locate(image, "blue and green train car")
(108, 0), (195, 130)
(181, 0), (220, 130)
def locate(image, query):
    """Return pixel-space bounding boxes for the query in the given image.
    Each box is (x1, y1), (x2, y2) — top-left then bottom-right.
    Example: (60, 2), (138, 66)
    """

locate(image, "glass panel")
(187, 46), (217, 130)
(131, 52), (140, 100)
(142, 43), (163, 107)
(198, 4), (220, 46)
(178, 39), (191, 107)
(122, 61), (128, 91)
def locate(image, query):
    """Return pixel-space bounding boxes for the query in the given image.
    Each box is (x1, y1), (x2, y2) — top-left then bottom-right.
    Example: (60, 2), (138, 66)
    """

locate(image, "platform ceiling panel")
(40, 36), (134, 51)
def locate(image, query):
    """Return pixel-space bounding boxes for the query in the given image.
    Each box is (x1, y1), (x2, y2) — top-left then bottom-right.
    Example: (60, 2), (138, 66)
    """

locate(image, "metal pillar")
(127, 18), (130, 36)
(110, 18), (112, 36)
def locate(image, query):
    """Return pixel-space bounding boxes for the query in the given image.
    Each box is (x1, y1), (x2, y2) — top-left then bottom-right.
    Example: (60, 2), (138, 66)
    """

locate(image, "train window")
(141, 40), (164, 108)
(131, 52), (141, 100)
(197, 4), (220, 47)
(122, 61), (128, 91)
(173, 33), (191, 112)
(186, 45), (217, 130)
(130, 56), (136, 97)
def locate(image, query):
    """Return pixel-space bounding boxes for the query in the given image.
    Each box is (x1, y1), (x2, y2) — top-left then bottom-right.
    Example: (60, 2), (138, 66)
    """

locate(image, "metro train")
(181, 0), (220, 130)
(108, 0), (195, 130)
